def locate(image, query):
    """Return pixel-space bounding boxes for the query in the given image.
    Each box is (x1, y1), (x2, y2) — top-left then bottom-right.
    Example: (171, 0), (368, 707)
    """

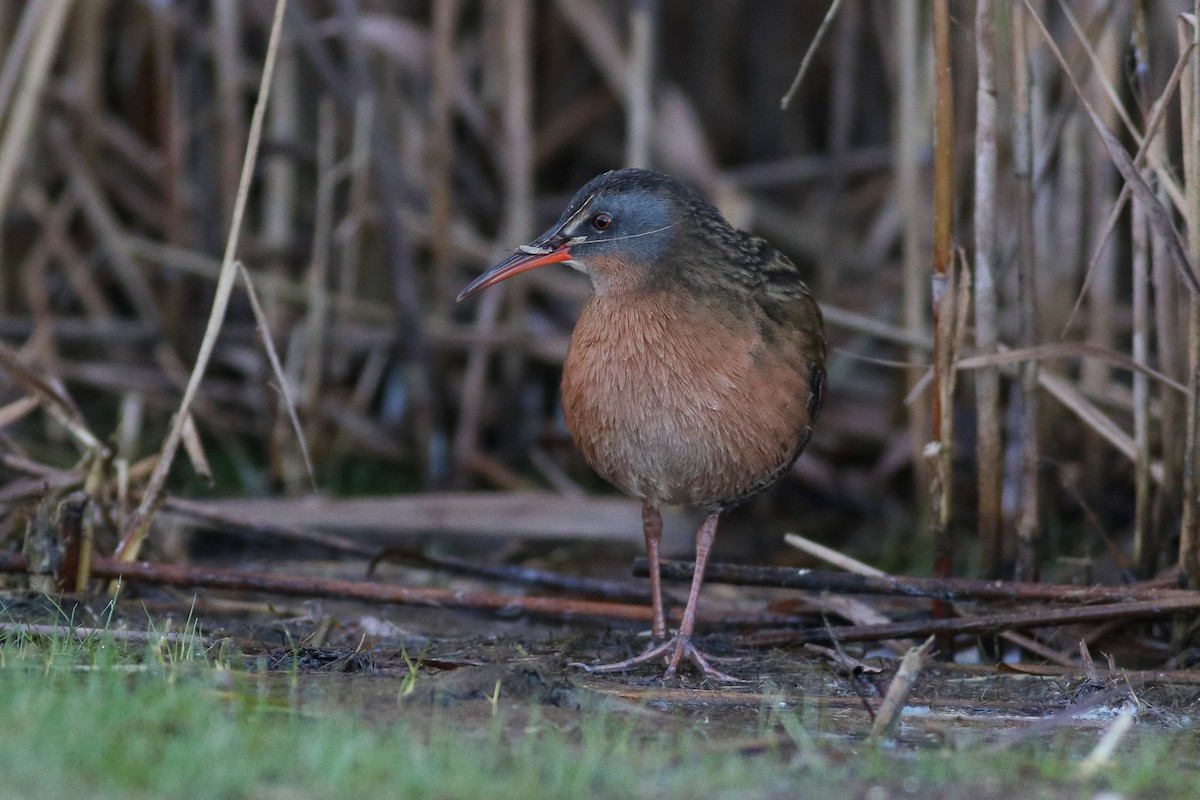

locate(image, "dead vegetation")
(2, 0), (1200, 727)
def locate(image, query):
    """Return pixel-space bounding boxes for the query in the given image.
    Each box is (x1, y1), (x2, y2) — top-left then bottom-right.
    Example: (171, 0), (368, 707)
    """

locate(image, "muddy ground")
(11, 545), (1197, 758)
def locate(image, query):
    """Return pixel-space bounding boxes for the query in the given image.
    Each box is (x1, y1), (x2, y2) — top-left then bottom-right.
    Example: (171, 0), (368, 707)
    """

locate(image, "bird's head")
(457, 169), (715, 301)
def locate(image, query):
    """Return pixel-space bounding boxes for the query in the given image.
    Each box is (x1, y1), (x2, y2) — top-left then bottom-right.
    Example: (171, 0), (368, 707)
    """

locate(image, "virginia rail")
(458, 168), (826, 681)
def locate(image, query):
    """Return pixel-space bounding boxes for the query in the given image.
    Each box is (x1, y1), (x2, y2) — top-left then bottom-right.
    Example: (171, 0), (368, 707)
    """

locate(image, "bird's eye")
(590, 212), (613, 231)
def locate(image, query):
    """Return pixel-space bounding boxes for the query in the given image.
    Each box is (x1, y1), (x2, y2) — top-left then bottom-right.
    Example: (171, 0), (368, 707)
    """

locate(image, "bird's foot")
(570, 635), (743, 683)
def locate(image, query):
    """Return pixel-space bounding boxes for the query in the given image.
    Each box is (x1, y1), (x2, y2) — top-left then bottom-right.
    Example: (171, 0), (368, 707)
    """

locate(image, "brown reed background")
(0, 0), (1197, 591)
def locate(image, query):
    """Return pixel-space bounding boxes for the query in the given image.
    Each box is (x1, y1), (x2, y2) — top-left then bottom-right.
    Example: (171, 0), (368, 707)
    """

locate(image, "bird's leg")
(642, 503), (668, 642)
(661, 512), (738, 681)
(572, 512), (741, 682)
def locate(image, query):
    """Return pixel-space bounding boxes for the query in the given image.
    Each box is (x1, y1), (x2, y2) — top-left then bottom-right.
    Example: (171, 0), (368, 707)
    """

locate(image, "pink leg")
(642, 503), (667, 642)
(663, 512), (721, 679)
(571, 511), (741, 682)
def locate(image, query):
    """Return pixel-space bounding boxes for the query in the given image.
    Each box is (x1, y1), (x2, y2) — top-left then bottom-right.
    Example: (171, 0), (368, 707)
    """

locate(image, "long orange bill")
(456, 244), (574, 301)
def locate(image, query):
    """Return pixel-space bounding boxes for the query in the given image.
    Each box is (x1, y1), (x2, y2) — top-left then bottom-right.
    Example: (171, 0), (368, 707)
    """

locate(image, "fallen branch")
(738, 595), (1200, 648)
(0, 553), (804, 630)
(636, 558), (1192, 604)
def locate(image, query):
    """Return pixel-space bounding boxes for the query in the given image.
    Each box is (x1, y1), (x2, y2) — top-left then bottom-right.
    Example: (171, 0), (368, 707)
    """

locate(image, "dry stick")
(1011, 2), (1040, 580)
(870, 635), (934, 740)
(0, 0), (72, 218)
(635, 559), (1197, 604)
(780, 0), (846, 109)
(973, 0), (1002, 579)
(0, 554), (800, 630)
(740, 594), (1200, 649)
(116, 0), (290, 561)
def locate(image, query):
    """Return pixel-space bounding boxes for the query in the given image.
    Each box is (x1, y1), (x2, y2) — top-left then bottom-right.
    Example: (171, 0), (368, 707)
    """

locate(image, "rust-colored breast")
(561, 289), (821, 510)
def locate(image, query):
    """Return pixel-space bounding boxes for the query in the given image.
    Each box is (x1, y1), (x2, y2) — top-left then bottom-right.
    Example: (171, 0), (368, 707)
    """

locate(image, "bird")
(457, 168), (825, 681)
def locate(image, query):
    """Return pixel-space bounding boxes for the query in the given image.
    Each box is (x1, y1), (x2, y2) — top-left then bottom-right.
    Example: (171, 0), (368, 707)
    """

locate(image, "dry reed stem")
(117, 0), (291, 561)
(0, 0), (72, 219)
(896, 0), (930, 528)
(1181, 7), (1200, 588)
(1130, 4), (1155, 577)
(930, 0), (955, 586)
(1011, 1), (1040, 580)
(973, 0), (1002, 578)
(626, 0), (656, 167)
